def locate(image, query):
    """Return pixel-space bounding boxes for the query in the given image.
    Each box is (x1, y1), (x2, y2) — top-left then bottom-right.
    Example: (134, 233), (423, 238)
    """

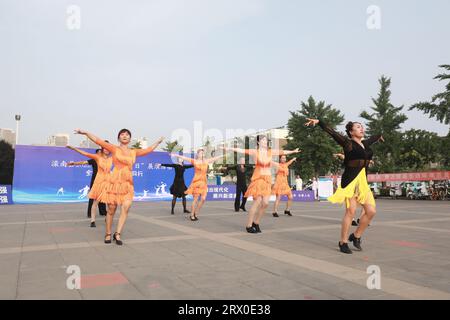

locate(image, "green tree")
(131, 141), (142, 149)
(0, 141), (15, 185)
(409, 64), (450, 125)
(360, 76), (408, 173)
(398, 129), (442, 171)
(162, 140), (183, 153)
(286, 96), (345, 180)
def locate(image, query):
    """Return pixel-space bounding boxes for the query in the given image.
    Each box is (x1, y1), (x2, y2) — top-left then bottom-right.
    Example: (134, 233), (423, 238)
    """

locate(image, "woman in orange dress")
(222, 135), (299, 233)
(171, 149), (224, 221)
(271, 156), (297, 217)
(74, 128), (164, 245)
(66, 145), (112, 227)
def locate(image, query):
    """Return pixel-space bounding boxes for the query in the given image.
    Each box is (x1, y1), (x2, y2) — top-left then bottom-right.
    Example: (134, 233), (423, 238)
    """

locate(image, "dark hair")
(256, 135), (267, 147)
(345, 122), (360, 138)
(95, 149), (101, 153)
(279, 154), (286, 161)
(117, 129), (131, 140)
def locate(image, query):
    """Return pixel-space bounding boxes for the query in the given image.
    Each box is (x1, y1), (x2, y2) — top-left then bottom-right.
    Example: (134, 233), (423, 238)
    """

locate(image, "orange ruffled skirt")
(88, 172), (110, 201)
(245, 175), (272, 198)
(272, 176), (292, 197)
(98, 167), (134, 205)
(185, 178), (208, 197)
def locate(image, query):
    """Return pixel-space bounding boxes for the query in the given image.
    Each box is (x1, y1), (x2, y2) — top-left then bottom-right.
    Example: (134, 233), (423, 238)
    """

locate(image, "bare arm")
(221, 146), (255, 155)
(170, 154), (195, 164)
(66, 146), (98, 160)
(135, 137), (165, 157)
(271, 148), (300, 156)
(74, 129), (116, 153)
(286, 158), (297, 166)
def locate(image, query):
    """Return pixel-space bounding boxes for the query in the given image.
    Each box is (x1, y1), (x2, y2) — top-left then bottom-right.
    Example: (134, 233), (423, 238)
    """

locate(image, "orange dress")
(185, 160), (209, 197)
(95, 138), (157, 205)
(271, 162), (293, 197)
(245, 149), (273, 198)
(86, 154), (113, 200)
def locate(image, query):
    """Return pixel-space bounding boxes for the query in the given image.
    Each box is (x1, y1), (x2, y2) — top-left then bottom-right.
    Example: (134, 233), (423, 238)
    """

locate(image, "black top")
(226, 165), (251, 187)
(318, 120), (382, 188)
(161, 164), (194, 197)
(87, 159), (98, 188)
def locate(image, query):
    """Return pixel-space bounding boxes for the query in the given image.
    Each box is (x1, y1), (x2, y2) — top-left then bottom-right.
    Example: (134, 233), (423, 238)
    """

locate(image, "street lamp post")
(15, 115), (21, 145)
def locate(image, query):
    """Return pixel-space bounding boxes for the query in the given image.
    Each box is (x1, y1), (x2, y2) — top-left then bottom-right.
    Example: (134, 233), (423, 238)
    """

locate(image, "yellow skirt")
(329, 168), (376, 208)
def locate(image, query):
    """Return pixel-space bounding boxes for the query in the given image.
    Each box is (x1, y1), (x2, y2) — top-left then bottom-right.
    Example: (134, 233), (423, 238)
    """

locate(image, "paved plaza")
(0, 199), (449, 300)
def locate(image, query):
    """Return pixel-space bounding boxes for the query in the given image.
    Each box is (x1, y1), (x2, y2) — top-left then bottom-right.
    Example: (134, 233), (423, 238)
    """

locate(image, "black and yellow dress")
(318, 120), (382, 208)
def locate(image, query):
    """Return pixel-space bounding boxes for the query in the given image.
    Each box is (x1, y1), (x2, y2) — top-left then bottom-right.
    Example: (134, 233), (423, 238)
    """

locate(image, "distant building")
(47, 134), (70, 146)
(0, 128), (16, 147)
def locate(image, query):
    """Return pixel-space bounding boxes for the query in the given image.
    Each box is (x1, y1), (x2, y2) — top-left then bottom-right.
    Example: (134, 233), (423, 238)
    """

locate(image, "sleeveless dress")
(245, 149), (273, 198)
(271, 162), (292, 197)
(185, 160), (209, 197)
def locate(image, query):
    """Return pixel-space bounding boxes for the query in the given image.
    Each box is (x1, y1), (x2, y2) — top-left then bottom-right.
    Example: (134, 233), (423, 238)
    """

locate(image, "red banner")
(367, 171), (450, 182)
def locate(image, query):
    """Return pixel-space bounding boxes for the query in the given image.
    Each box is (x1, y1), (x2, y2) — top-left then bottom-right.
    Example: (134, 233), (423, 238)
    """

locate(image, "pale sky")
(1, 0), (449, 147)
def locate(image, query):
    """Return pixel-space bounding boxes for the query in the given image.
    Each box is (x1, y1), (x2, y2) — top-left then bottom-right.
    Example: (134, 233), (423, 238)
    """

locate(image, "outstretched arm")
(305, 118), (351, 150)
(74, 129), (116, 153)
(271, 148), (301, 156)
(286, 158), (297, 166)
(66, 146), (98, 160)
(170, 154), (195, 164)
(365, 135), (384, 146)
(161, 163), (176, 168)
(135, 137), (165, 157)
(67, 161), (89, 166)
(221, 146), (255, 155)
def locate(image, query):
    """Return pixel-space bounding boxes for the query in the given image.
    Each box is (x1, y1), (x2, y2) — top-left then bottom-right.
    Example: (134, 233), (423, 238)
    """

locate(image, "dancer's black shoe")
(252, 222), (262, 233)
(113, 232), (123, 246)
(104, 234), (111, 244)
(272, 212), (279, 217)
(90, 221), (96, 228)
(184, 209), (191, 214)
(348, 233), (362, 251)
(171, 210), (174, 215)
(339, 242), (353, 254)
(352, 219), (358, 226)
(246, 226), (258, 233)
(284, 210), (292, 216)
(190, 216), (197, 221)
(240, 206), (247, 212)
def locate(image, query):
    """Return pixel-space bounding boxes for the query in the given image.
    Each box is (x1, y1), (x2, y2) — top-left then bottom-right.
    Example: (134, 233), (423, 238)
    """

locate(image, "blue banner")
(0, 185), (13, 205)
(12, 145), (194, 204)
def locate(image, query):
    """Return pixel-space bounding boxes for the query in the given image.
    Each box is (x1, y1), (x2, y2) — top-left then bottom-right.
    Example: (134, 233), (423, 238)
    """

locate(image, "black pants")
(235, 184), (248, 211)
(87, 198), (107, 218)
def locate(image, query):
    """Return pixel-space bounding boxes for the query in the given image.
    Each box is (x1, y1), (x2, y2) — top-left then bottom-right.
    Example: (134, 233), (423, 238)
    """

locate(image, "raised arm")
(365, 135), (384, 147)
(135, 137), (165, 157)
(170, 154), (195, 164)
(74, 129), (116, 153)
(66, 146), (98, 160)
(286, 158), (297, 166)
(305, 118), (351, 150)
